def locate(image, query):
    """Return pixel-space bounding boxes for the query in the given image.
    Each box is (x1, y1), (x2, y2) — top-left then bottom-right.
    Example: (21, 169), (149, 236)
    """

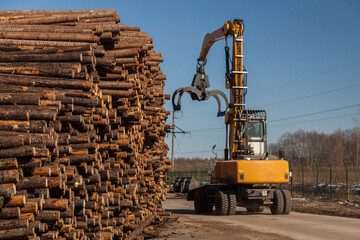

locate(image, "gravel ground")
(292, 196), (360, 219)
(147, 215), (293, 240)
(142, 193), (360, 239)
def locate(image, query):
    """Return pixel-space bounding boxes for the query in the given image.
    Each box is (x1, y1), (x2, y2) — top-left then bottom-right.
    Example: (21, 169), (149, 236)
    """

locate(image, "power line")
(250, 62), (360, 94)
(184, 104), (360, 129)
(190, 133), (225, 139)
(269, 103), (360, 123)
(180, 112), (221, 118)
(174, 149), (222, 155)
(249, 82), (360, 108)
(177, 104), (359, 132)
(175, 79), (360, 119)
(269, 113), (356, 128)
(186, 127), (224, 132)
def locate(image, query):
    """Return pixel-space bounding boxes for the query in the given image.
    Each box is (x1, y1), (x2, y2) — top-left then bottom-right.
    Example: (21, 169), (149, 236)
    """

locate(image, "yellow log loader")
(172, 19), (292, 215)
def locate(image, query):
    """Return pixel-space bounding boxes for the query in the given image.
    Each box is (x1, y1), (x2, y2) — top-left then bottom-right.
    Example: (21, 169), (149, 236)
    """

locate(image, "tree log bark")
(0, 226), (34, 239)
(0, 218), (28, 230)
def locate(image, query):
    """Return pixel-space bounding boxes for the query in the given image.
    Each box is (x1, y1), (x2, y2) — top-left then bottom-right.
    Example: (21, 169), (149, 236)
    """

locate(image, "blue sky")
(2, 0), (360, 158)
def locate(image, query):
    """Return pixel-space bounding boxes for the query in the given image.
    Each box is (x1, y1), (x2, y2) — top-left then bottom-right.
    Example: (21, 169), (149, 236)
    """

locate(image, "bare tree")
(273, 127), (359, 166)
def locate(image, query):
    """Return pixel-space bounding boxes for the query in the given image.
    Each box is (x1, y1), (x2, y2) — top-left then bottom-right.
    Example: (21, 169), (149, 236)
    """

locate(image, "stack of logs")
(0, 9), (171, 240)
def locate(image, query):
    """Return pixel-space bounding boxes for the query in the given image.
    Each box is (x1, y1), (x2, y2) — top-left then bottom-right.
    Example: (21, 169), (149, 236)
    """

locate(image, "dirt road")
(153, 193), (360, 240)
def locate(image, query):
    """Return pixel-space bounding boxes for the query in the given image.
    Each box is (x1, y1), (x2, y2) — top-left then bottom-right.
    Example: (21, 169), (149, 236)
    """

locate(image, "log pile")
(0, 9), (171, 240)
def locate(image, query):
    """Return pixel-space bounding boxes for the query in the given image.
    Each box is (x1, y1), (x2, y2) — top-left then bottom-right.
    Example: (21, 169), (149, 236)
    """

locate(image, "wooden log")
(48, 177), (63, 189)
(33, 166), (51, 176)
(43, 198), (68, 211)
(147, 55), (164, 62)
(58, 145), (72, 154)
(17, 158), (42, 169)
(56, 96), (100, 107)
(0, 109), (29, 120)
(115, 56), (137, 65)
(0, 227), (34, 239)
(0, 145), (37, 159)
(0, 93), (40, 105)
(0, 73), (92, 90)
(17, 176), (48, 190)
(113, 42), (142, 49)
(124, 214), (156, 240)
(0, 207), (20, 219)
(0, 184), (15, 199)
(20, 202), (38, 214)
(0, 23), (92, 34)
(0, 61), (82, 70)
(0, 196), (4, 207)
(27, 198), (43, 211)
(0, 218), (28, 230)
(0, 32), (99, 43)
(99, 81), (133, 90)
(0, 158), (18, 170)
(0, 170), (19, 183)
(0, 120), (46, 133)
(0, 39), (90, 48)
(58, 115), (84, 124)
(28, 220), (45, 232)
(69, 135), (90, 144)
(95, 57), (116, 67)
(35, 210), (60, 222)
(0, 104), (59, 113)
(105, 48), (138, 58)
(70, 142), (98, 151)
(3, 11), (116, 24)
(101, 89), (135, 98)
(6, 194), (26, 207)
(0, 51), (83, 62)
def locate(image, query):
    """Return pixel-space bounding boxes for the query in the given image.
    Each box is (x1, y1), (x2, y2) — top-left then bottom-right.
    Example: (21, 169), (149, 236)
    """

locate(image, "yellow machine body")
(212, 160), (289, 184)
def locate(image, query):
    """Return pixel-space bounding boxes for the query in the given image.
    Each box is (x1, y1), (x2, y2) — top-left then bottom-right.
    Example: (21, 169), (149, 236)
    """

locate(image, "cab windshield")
(247, 121), (263, 138)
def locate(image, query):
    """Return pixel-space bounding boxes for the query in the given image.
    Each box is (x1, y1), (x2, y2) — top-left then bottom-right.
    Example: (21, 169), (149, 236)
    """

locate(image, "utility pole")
(171, 110), (175, 169)
(170, 110), (188, 169)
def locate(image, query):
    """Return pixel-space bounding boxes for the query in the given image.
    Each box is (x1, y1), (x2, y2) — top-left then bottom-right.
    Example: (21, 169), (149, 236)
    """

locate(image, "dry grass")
(291, 165), (360, 185)
(289, 165), (360, 201)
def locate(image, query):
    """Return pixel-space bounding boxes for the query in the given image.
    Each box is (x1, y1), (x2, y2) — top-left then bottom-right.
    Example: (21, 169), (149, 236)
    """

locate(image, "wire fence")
(288, 165), (360, 201)
(167, 170), (211, 185)
(167, 165), (360, 201)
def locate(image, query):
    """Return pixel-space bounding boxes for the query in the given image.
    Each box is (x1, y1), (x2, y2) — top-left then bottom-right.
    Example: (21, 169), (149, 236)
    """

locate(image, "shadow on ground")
(165, 208), (272, 216)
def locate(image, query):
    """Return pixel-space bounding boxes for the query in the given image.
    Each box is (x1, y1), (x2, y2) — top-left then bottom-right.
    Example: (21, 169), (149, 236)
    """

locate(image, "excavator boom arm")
(198, 20), (243, 62)
(172, 19), (247, 159)
(198, 21), (231, 61)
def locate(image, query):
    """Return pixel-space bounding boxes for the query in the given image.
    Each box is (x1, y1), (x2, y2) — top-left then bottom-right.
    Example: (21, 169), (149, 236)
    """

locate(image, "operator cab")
(241, 110), (267, 156)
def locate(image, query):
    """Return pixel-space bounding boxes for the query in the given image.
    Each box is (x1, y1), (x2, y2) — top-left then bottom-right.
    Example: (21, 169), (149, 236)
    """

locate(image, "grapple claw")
(172, 87), (228, 117)
(172, 61), (228, 116)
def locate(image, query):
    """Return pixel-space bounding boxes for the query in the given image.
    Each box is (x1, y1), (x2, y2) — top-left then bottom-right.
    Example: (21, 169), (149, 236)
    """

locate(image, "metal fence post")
(301, 164), (305, 197)
(316, 165), (319, 194)
(329, 165), (332, 199)
(290, 164), (293, 197)
(346, 165), (349, 202)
